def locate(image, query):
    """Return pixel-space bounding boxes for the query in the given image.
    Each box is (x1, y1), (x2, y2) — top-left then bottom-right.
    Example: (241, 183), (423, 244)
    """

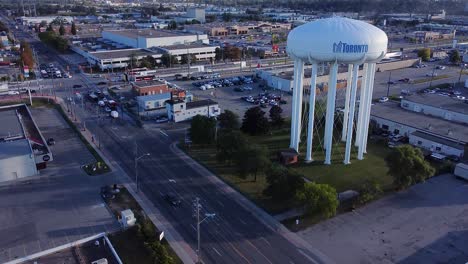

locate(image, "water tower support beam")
(355, 63), (369, 147)
(289, 59), (299, 149)
(341, 64), (353, 142)
(293, 60), (305, 151)
(305, 63), (318, 162)
(362, 63), (376, 154)
(324, 62), (338, 165)
(344, 63), (360, 164)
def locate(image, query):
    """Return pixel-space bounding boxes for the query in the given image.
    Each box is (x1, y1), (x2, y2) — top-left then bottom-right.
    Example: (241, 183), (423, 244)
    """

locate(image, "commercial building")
(155, 43), (219, 62)
(166, 99), (220, 122)
(132, 80), (169, 96)
(175, 7), (206, 23)
(0, 104), (53, 183)
(19, 16), (73, 25)
(184, 22), (291, 36)
(102, 29), (209, 49)
(413, 31), (454, 42)
(401, 94), (468, 125)
(371, 101), (468, 158)
(137, 89), (193, 114)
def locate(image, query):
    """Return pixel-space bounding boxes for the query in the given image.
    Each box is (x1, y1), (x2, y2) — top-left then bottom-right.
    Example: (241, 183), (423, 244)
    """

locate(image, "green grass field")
(412, 74), (451, 84)
(186, 128), (393, 214)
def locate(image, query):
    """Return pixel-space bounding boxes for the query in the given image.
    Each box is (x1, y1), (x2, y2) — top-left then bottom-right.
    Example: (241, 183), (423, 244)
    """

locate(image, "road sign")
(159, 231), (164, 241)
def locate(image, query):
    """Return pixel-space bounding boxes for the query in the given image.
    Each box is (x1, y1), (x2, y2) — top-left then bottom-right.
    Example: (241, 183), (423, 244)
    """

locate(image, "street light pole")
(386, 70), (392, 97)
(134, 145), (150, 193)
(193, 197), (216, 264)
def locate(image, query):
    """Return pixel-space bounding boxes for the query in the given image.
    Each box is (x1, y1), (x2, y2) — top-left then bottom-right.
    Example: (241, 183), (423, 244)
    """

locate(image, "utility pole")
(192, 197), (216, 263)
(134, 141), (150, 193)
(386, 70), (392, 97)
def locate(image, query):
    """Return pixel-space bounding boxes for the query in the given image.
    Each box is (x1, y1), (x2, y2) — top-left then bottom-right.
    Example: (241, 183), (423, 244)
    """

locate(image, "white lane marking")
(260, 237), (271, 246)
(239, 219), (247, 225)
(160, 130), (169, 137)
(191, 224), (197, 232)
(213, 247), (222, 256)
(297, 249), (318, 264)
(169, 179), (176, 183)
(217, 200), (224, 207)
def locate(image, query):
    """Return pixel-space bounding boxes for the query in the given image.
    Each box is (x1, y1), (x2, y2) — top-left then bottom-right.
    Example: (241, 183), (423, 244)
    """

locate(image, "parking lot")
(298, 174), (468, 264)
(0, 107), (119, 263)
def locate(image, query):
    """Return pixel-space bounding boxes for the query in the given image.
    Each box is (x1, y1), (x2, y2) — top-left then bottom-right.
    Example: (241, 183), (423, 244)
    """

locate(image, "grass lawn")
(412, 74), (451, 84)
(185, 128), (393, 215)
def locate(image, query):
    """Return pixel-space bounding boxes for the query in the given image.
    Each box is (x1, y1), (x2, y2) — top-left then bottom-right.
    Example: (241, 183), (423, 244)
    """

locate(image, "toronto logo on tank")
(333, 41), (369, 53)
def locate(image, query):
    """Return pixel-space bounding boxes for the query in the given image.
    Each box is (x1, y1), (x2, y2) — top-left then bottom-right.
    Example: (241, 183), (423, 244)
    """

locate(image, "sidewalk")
(39, 95), (198, 264)
(169, 143), (335, 264)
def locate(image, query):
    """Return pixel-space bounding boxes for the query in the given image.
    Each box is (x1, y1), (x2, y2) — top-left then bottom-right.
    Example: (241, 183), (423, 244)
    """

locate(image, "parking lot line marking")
(160, 130), (169, 137)
(191, 224), (197, 232)
(260, 237), (271, 246)
(217, 200), (224, 207)
(213, 247), (222, 256)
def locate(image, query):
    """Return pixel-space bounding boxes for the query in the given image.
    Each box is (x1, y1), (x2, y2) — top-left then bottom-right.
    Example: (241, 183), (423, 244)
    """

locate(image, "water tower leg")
(357, 63), (372, 160)
(344, 63), (360, 164)
(293, 60), (305, 152)
(341, 64), (353, 142)
(362, 63), (377, 154)
(290, 59), (299, 149)
(324, 63), (338, 165)
(355, 63), (369, 147)
(305, 63), (318, 162)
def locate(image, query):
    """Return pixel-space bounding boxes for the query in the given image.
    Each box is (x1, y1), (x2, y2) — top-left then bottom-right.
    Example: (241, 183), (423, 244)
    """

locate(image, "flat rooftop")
(186, 99), (218, 109)
(162, 43), (216, 50)
(403, 93), (468, 116)
(25, 238), (120, 264)
(133, 80), (167, 87)
(371, 101), (468, 143)
(104, 29), (194, 39)
(0, 108), (23, 140)
(91, 49), (160, 60)
(0, 139), (31, 160)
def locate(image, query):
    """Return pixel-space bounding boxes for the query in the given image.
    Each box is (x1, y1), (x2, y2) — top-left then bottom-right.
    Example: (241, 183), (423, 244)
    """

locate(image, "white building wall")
(0, 155), (37, 183)
(144, 35), (209, 48)
(102, 31), (138, 47)
(401, 99), (468, 125)
(370, 116), (417, 136)
(409, 135), (464, 157)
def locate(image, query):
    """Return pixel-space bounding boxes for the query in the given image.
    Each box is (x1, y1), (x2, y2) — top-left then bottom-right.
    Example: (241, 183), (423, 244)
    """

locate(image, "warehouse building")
(0, 104), (53, 183)
(132, 80), (170, 96)
(401, 94), (468, 125)
(371, 101), (468, 158)
(102, 29), (209, 49)
(155, 43), (219, 62)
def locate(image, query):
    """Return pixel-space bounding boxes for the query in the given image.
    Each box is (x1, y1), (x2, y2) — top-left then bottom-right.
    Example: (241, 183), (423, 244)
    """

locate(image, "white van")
(454, 163), (468, 180)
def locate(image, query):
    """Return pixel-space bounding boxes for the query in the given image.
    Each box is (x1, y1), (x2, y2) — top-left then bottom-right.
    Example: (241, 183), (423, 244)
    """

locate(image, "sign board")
(23, 66), (29, 78)
(159, 231), (164, 241)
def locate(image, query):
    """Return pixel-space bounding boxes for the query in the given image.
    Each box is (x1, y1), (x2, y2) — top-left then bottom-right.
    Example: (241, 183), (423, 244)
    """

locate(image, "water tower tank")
(287, 17), (388, 63)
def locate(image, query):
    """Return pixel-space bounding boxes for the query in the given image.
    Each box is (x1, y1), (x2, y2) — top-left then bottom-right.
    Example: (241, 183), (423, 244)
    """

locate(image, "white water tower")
(286, 17), (388, 164)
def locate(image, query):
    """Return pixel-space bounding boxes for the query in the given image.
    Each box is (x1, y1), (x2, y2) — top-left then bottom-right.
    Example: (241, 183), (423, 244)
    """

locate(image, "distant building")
(101, 29), (209, 49)
(19, 16), (73, 25)
(187, 8), (206, 23)
(155, 43), (219, 62)
(184, 22), (291, 36)
(137, 90), (193, 114)
(414, 31), (454, 42)
(166, 99), (220, 122)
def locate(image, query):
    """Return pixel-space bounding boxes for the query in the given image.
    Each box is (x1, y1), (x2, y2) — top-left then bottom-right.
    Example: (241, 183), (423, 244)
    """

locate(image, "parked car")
(8, 91), (19, 95)
(379, 96), (389, 103)
(97, 81), (107, 85)
(155, 117), (169, 123)
(73, 84), (82, 88)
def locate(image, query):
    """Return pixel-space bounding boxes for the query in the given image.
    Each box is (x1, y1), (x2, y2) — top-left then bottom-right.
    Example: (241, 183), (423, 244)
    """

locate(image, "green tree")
(241, 106), (270, 135)
(216, 130), (248, 164)
(218, 110), (240, 131)
(264, 164), (305, 201)
(449, 49), (461, 64)
(269, 105), (284, 128)
(70, 22), (77, 35)
(58, 24), (65, 35)
(160, 53), (177, 68)
(214, 47), (223, 61)
(168, 20), (177, 30)
(189, 115), (216, 145)
(129, 52), (138, 68)
(385, 145), (435, 189)
(191, 19), (201, 24)
(46, 24), (54, 32)
(417, 48), (431, 61)
(296, 182), (339, 218)
(55, 36), (69, 51)
(357, 179), (383, 205)
(148, 242), (174, 264)
(235, 144), (271, 181)
(20, 40), (34, 69)
(222, 12), (232, 22)
(180, 54), (189, 64)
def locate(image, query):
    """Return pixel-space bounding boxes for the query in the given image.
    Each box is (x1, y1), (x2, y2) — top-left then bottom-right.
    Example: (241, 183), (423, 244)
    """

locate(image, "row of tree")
(20, 40), (34, 69)
(417, 48), (461, 64)
(38, 31), (69, 52)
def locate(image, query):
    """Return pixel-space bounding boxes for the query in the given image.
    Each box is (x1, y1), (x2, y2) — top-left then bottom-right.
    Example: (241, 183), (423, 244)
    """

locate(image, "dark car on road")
(164, 193), (181, 207)
(97, 81), (107, 85)
(47, 138), (55, 146)
(73, 84), (82, 88)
